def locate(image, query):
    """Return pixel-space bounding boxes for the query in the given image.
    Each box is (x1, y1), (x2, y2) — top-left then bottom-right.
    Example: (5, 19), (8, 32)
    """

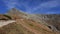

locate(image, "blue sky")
(0, 0), (60, 14)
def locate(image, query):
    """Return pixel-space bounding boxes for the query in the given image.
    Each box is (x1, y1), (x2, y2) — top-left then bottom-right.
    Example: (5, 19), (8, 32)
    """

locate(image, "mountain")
(35, 14), (60, 31)
(0, 8), (60, 34)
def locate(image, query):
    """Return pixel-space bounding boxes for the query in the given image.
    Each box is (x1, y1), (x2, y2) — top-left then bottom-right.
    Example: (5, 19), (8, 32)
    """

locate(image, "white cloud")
(2, 0), (60, 14)
(2, 0), (18, 9)
(45, 11), (58, 14)
(33, 0), (59, 11)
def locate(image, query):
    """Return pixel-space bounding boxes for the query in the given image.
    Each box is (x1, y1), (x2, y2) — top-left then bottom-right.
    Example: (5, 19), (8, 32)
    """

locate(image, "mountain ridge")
(0, 8), (60, 34)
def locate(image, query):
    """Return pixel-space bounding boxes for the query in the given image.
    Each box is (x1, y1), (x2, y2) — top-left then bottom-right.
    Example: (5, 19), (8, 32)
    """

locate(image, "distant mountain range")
(0, 8), (60, 34)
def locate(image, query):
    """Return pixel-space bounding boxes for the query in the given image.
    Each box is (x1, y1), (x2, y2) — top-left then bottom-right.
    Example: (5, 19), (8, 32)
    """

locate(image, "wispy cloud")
(32, 0), (60, 13)
(2, 0), (31, 12)
(2, 0), (18, 9)
(18, 0), (60, 14)
(1, 0), (60, 14)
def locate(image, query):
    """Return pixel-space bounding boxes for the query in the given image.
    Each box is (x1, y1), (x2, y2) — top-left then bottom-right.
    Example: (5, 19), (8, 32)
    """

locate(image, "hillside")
(0, 8), (60, 34)
(35, 14), (60, 31)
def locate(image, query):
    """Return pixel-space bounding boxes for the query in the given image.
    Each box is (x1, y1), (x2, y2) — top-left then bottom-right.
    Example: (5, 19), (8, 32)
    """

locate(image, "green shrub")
(29, 24), (33, 26)
(0, 18), (8, 20)
(3, 15), (12, 19)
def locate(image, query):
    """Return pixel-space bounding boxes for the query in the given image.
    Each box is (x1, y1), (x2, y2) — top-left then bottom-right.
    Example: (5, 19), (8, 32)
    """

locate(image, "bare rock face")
(35, 14), (60, 31)
(0, 8), (60, 34)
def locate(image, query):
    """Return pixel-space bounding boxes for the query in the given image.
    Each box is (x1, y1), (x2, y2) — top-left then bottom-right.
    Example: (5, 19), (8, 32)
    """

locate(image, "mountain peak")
(12, 8), (16, 10)
(6, 8), (28, 19)
(8, 8), (19, 14)
(7, 8), (25, 15)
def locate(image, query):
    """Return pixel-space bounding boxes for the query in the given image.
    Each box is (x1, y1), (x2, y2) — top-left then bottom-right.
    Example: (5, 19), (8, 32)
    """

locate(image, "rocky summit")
(0, 8), (60, 34)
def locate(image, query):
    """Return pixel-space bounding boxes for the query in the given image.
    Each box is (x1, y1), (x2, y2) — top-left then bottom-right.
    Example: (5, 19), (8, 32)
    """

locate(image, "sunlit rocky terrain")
(0, 8), (60, 34)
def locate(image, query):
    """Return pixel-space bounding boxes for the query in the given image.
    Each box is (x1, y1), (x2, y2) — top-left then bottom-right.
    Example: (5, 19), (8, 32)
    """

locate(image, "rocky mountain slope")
(0, 8), (60, 34)
(35, 14), (60, 31)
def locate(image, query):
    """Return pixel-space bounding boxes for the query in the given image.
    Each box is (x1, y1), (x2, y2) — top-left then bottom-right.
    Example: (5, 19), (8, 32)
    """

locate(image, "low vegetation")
(3, 15), (12, 19)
